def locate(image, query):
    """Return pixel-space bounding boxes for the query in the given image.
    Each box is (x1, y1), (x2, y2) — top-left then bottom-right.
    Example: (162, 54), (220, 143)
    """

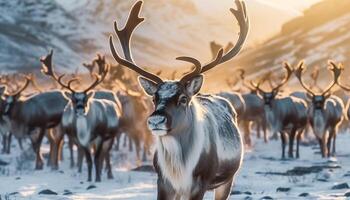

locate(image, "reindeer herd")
(1, 0), (350, 199)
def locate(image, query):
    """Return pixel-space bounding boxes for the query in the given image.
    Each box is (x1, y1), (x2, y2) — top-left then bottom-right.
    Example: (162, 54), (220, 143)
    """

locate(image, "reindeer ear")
(86, 91), (95, 99)
(185, 75), (203, 96)
(324, 92), (331, 99)
(63, 91), (72, 100)
(306, 92), (313, 100)
(138, 76), (158, 96)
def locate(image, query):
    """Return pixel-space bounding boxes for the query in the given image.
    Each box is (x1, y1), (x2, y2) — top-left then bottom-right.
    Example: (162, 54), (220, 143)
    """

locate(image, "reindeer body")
(62, 96), (121, 182)
(241, 93), (267, 144)
(262, 95), (307, 158)
(1, 90), (67, 169)
(218, 92), (245, 117)
(154, 92), (243, 199)
(308, 96), (343, 157)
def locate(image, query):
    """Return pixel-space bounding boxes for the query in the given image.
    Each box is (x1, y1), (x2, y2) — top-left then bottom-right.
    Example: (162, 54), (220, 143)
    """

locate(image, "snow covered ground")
(1, 131), (350, 200)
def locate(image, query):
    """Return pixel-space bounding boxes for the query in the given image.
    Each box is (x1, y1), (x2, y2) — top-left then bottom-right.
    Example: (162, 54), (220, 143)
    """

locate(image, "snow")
(1, 130), (350, 199)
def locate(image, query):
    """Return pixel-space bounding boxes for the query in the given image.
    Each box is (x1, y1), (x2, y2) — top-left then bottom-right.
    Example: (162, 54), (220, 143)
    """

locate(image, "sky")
(192, 0), (323, 43)
(193, 0), (322, 14)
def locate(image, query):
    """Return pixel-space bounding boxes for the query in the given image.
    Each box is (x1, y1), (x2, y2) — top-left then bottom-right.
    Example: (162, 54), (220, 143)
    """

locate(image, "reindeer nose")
(148, 115), (167, 127)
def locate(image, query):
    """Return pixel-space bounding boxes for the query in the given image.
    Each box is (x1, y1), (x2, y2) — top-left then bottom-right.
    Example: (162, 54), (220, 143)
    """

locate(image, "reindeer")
(41, 52), (123, 178)
(109, 0), (249, 198)
(328, 62), (350, 121)
(0, 85), (12, 154)
(253, 64), (307, 158)
(46, 61), (122, 182)
(294, 61), (343, 158)
(0, 73), (70, 169)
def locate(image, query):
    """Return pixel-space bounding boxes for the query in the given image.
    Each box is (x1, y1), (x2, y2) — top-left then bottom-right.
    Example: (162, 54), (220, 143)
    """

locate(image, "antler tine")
(250, 80), (266, 93)
(109, 1), (163, 84)
(272, 63), (293, 91)
(178, 56), (202, 84)
(57, 75), (77, 93)
(40, 50), (57, 79)
(83, 64), (110, 93)
(293, 61), (316, 96)
(11, 75), (31, 96)
(322, 60), (342, 95)
(201, 0), (249, 74)
(329, 61), (350, 91)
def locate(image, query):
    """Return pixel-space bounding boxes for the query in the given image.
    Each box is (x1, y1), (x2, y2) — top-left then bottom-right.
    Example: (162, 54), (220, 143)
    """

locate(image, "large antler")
(200, 0), (249, 73)
(292, 61), (316, 96)
(293, 61), (340, 96)
(40, 50), (78, 92)
(329, 61), (350, 91)
(271, 63), (293, 92)
(109, 1), (163, 84)
(11, 75), (31, 96)
(83, 58), (110, 93)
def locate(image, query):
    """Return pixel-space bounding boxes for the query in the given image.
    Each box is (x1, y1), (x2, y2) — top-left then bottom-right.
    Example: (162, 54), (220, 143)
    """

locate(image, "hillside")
(211, 0), (350, 92)
(0, 0), (301, 75)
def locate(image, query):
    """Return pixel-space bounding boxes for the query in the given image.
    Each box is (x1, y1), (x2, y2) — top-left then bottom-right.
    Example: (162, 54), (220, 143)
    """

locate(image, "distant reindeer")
(109, 0), (249, 198)
(329, 62), (350, 121)
(41, 52), (122, 181)
(294, 61), (343, 157)
(0, 74), (68, 169)
(84, 56), (153, 162)
(253, 64), (307, 158)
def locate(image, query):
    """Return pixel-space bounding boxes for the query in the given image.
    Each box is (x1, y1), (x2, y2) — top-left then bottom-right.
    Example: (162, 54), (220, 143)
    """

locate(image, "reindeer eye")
(179, 96), (188, 105)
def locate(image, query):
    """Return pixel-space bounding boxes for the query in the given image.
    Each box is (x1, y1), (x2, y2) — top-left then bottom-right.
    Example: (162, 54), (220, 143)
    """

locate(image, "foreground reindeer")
(110, 0), (248, 198)
(295, 61), (344, 157)
(253, 64), (307, 158)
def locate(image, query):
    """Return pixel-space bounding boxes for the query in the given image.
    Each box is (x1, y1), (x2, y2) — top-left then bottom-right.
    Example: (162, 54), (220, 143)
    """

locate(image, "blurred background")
(0, 0), (349, 91)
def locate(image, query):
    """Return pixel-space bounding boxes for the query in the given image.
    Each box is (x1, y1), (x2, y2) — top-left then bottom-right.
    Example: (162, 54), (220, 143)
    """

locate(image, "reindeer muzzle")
(147, 111), (171, 136)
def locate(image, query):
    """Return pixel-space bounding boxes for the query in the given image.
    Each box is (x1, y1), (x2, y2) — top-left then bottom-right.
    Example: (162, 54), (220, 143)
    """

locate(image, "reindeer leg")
(322, 133), (328, 158)
(317, 138), (325, 158)
(94, 143), (103, 182)
(214, 177), (233, 200)
(104, 138), (114, 179)
(2, 134), (6, 154)
(262, 119), (268, 143)
(6, 132), (12, 154)
(296, 130), (303, 159)
(256, 121), (261, 139)
(68, 135), (75, 168)
(128, 137), (133, 152)
(17, 137), (23, 150)
(123, 134), (128, 148)
(78, 146), (84, 173)
(47, 129), (56, 169)
(115, 132), (121, 151)
(157, 176), (176, 200)
(242, 121), (251, 147)
(288, 128), (296, 158)
(280, 132), (286, 159)
(30, 129), (45, 170)
(84, 148), (92, 182)
(52, 129), (64, 170)
(332, 131), (336, 156)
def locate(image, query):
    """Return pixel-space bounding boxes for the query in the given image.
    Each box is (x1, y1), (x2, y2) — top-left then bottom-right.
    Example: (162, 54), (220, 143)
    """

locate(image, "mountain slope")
(0, 0), (302, 74)
(211, 0), (350, 91)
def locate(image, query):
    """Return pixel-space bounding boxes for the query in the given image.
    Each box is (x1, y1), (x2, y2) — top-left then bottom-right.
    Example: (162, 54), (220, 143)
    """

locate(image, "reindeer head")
(252, 64), (293, 107)
(0, 75), (30, 115)
(40, 51), (109, 116)
(109, 0), (249, 136)
(293, 61), (340, 110)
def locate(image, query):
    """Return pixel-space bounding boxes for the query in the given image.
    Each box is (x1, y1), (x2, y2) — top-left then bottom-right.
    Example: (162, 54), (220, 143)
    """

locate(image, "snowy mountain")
(0, 0), (302, 74)
(212, 0), (350, 91)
